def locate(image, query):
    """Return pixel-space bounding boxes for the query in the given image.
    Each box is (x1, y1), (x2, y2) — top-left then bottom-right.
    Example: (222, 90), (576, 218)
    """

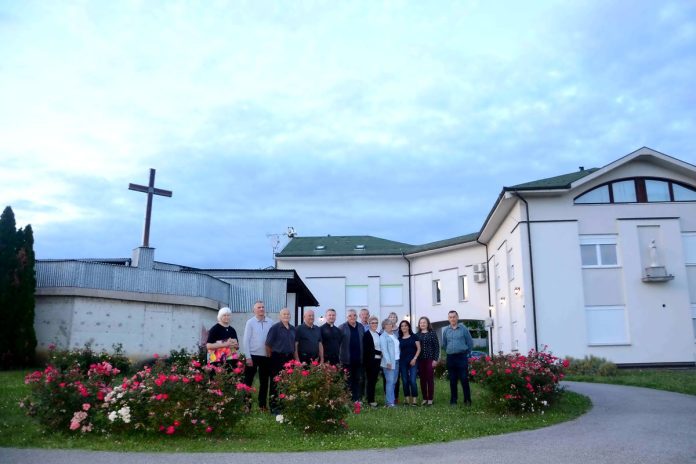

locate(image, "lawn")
(0, 370), (590, 452)
(565, 368), (696, 396)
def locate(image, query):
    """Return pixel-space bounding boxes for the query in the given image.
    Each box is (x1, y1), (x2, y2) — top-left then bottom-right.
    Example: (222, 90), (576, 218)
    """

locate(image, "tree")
(0, 206), (37, 368)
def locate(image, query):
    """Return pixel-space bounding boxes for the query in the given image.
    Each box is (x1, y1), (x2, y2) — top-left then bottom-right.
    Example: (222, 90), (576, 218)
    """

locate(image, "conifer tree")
(0, 206), (37, 368)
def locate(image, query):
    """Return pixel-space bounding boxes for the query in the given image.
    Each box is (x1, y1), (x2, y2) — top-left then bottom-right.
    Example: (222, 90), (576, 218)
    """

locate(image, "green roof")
(277, 232), (480, 258)
(409, 233), (479, 253)
(506, 167), (599, 191)
(276, 236), (414, 257)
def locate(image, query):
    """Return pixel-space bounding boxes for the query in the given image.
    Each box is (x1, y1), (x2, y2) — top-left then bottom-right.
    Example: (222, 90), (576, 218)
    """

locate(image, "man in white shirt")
(243, 300), (273, 411)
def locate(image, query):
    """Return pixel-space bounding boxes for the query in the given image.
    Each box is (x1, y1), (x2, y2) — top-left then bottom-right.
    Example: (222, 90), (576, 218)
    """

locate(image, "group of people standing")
(206, 301), (475, 414)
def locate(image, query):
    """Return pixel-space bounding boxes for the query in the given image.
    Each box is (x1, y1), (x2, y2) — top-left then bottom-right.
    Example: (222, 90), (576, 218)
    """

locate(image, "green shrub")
(276, 360), (352, 433)
(469, 348), (567, 413)
(597, 361), (619, 377)
(564, 355), (617, 376)
(46, 342), (131, 375)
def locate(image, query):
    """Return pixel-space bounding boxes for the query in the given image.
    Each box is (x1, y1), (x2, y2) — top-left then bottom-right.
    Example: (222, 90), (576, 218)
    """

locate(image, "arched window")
(574, 177), (696, 204)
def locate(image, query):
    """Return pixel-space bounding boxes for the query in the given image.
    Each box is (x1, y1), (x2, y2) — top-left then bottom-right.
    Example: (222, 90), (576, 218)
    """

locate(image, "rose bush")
(21, 360), (121, 432)
(104, 355), (252, 435)
(469, 347), (567, 413)
(276, 360), (352, 433)
(21, 349), (252, 436)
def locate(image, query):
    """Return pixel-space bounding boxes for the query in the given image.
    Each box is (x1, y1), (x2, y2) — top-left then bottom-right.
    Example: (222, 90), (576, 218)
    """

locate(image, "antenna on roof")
(266, 227), (298, 266)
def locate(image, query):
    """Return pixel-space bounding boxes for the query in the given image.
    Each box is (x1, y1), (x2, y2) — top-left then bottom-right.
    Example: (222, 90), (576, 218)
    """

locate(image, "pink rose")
(82, 403), (91, 411)
(166, 426), (175, 435)
(301, 370), (309, 376)
(206, 426), (213, 433)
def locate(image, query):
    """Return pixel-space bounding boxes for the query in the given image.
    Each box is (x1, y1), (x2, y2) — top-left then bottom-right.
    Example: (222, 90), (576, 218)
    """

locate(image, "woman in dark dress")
(206, 307), (239, 365)
(398, 320), (421, 406)
(416, 316), (440, 405)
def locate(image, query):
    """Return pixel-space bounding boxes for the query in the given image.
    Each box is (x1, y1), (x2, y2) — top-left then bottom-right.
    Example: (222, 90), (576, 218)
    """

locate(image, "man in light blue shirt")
(441, 310), (474, 406)
(243, 300), (273, 411)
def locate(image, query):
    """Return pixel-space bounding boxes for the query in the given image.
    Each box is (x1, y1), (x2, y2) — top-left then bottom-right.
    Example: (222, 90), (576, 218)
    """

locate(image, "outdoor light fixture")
(499, 296), (506, 305)
(514, 287), (521, 296)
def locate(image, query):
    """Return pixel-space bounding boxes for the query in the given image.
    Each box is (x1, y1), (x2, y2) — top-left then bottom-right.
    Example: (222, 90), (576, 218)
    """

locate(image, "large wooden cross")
(128, 168), (173, 247)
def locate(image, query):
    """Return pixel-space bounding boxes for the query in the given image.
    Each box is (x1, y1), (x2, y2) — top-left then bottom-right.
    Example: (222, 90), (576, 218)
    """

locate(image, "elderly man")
(295, 309), (323, 364)
(442, 310), (475, 406)
(359, 308), (371, 332)
(320, 308), (342, 366)
(266, 308), (296, 415)
(243, 300), (273, 411)
(339, 309), (364, 402)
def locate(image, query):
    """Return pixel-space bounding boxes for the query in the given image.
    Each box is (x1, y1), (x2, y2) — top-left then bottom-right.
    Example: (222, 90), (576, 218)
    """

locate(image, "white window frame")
(432, 279), (441, 305)
(458, 275), (468, 302)
(580, 235), (620, 268)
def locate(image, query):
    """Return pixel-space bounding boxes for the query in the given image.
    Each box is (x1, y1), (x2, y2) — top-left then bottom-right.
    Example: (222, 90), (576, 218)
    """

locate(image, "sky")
(1, 1), (695, 269)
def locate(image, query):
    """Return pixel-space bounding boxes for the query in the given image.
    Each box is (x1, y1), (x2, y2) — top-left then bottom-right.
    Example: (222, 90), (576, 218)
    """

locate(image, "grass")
(566, 368), (696, 396)
(0, 370), (590, 452)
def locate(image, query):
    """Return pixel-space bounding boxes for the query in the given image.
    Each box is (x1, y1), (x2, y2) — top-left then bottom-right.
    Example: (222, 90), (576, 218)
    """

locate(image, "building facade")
(277, 147), (696, 366)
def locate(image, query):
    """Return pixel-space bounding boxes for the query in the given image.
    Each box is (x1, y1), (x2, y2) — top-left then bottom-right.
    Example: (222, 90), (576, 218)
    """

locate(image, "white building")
(276, 147), (696, 366)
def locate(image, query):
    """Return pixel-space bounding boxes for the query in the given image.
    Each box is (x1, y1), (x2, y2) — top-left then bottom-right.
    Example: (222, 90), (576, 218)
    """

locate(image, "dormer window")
(354, 244), (365, 250)
(315, 245), (326, 250)
(574, 177), (696, 204)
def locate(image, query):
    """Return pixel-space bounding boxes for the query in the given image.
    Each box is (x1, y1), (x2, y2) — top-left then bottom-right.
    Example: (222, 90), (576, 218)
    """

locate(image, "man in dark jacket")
(339, 309), (364, 402)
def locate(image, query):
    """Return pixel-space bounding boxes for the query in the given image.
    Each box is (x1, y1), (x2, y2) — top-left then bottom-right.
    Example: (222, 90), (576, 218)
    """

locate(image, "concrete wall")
(35, 287), (220, 361)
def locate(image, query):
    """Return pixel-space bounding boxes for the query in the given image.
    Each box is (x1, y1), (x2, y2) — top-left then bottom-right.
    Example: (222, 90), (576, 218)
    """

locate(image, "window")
(612, 180), (637, 203)
(575, 185), (609, 203)
(580, 235), (618, 267)
(495, 262), (501, 292)
(380, 284), (403, 306)
(345, 285), (368, 306)
(507, 248), (515, 281)
(574, 177), (696, 204)
(458, 275), (468, 301)
(645, 180), (670, 202)
(432, 280), (441, 304)
(586, 306), (629, 345)
(674, 184), (696, 201)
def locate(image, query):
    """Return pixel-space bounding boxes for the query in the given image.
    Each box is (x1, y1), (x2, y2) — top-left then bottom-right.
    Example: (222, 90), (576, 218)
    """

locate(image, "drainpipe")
(401, 251), (413, 322)
(512, 191), (539, 352)
(476, 238), (493, 355)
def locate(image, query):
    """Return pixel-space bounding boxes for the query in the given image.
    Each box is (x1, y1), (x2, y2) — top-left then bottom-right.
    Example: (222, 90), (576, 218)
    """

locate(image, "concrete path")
(2, 382), (695, 464)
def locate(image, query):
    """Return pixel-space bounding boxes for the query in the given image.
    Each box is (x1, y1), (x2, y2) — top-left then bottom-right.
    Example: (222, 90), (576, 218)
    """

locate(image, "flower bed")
(275, 361), (352, 433)
(469, 348), (567, 413)
(21, 350), (251, 436)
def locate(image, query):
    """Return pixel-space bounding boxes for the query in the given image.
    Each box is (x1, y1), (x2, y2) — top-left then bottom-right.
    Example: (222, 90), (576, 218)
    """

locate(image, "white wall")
(409, 244), (489, 325)
(276, 257), (408, 323)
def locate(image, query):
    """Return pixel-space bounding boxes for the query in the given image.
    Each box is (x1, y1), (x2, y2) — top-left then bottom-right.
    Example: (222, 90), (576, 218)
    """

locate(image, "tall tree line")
(0, 206), (37, 369)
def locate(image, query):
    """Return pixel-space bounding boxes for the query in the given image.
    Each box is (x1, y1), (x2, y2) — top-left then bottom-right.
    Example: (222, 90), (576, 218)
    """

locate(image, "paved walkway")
(2, 382), (695, 464)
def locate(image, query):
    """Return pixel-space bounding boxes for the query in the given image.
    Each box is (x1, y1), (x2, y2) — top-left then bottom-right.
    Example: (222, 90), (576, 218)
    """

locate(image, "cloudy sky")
(1, 1), (695, 269)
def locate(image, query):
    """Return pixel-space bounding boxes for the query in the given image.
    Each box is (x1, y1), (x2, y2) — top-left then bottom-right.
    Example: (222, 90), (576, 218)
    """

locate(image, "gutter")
(510, 191), (539, 352)
(401, 251), (413, 322)
(476, 238), (493, 356)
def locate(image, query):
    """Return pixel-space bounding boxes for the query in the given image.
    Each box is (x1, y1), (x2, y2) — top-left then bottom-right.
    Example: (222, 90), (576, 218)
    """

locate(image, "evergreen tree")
(0, 206), (37, 368)
(15, 225), (37, 366)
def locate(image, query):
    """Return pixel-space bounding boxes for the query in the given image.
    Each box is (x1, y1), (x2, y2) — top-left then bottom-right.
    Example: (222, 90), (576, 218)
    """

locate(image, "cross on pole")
(128, 168), (173, 247)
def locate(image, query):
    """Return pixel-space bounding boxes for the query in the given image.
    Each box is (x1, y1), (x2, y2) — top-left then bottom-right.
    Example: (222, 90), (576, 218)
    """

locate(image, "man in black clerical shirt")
(295, 309), (323, 364)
